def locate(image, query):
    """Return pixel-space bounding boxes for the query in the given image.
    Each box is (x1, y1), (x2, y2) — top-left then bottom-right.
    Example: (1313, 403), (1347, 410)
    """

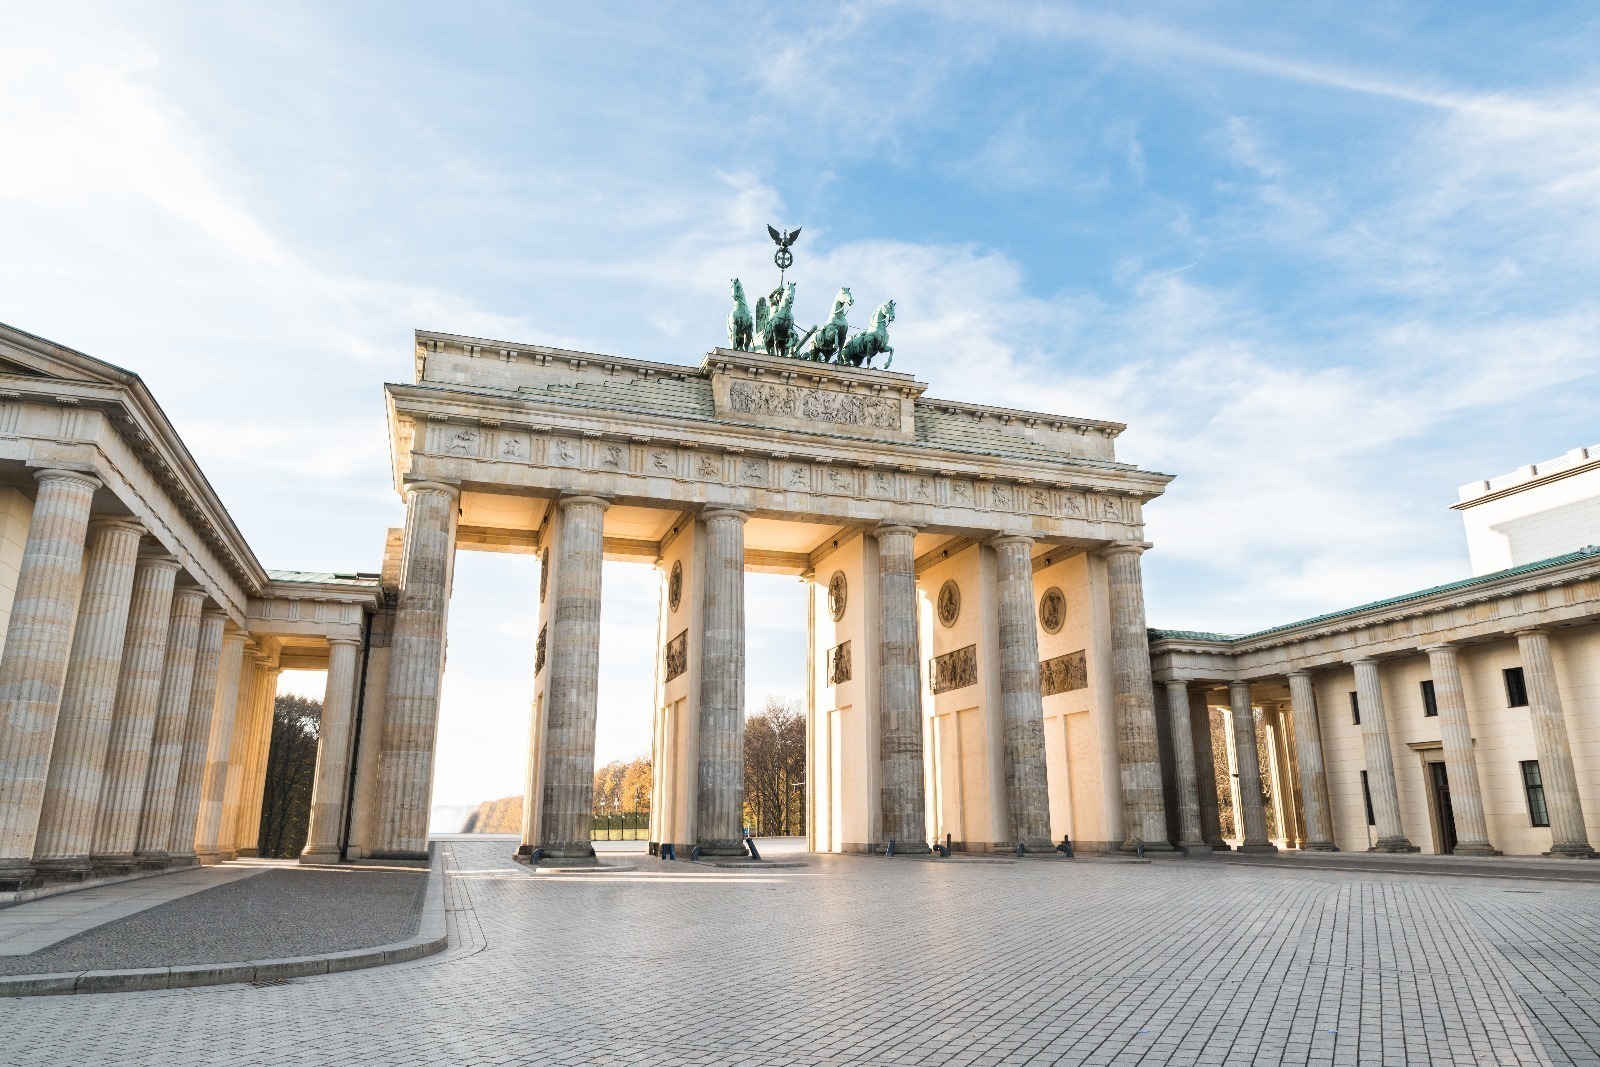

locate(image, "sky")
(3, 3), (1598, 813)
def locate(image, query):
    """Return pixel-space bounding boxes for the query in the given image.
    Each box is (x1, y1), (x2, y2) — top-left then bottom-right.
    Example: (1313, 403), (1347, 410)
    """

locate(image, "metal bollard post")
(1137, 839), (1146, 859)
(1055, 834), (1074, 858)
(691, 845), (703, 861)
(886, 838), (895, 857)
(1016, 841), (1026, 857)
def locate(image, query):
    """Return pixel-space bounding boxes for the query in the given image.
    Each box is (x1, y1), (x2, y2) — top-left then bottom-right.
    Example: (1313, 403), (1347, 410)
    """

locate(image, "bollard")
(886, 838), (895, 857)
(1056, 834), (1074, 858)
(691, 845), (703, 861)
(1016, 841), (1026, 857)
(1137, 839), (1146, 860)
(745, 837), (762, 861)
(530, 848), (545, 863)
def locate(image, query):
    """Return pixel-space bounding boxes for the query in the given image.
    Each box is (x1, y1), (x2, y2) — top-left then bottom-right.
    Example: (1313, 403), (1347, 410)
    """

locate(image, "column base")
(92, 861), (138, 879)
(133, 850), (170, 870)
(165, 853), (200, 870)
(1452, 843), (1502, 857)
(873, 841), (934, 856)
(523, 843), (596, 863)
(235, 848), (259, 858)
(1206, 841), (1234, 851)
(0, 865), (41, 892)
(33, 859), (96, 882)
(1370, 838), (1420, 853)
(367, 849), (431, 864)
(1176, 840), (1211, 856)
(1236, 842), (1279, 854)
(1302, 841), (1341, 852)
(195, 850), (221, 866)
(1119, 838), (1177, 854)
(1544, 844), (1599, 859)
(298, 846), (342, 865)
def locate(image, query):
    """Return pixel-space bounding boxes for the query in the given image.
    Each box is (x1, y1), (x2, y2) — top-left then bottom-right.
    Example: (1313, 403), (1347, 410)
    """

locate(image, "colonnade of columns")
(0, 468), (364, 890)
(1167, 629), (1595, 857)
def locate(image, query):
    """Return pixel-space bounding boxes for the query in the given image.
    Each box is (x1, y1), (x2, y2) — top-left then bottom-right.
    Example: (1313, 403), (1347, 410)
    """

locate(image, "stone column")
(194, 630), (248, 864)
(1422, 645), (1498, 856)
(0, 470), (104, 888)
(1188, 689), (1227, 848)
(32, 519), (145, 877)
(301, 638), (363, 862)
(992, 535), (1053, 851)
(217, 657), (261, 859)
(1267, 704), (1301, 848)
(876, 524), (929, 854)
(1103, 542), (1171, 851)
(1351, 658), (1416, 852)
(133, 587), (206, 865)
(373, 481), (459, 861)
(236, 659), (280, 857)
(697, 509), (749, 856)
(1227, 681), (1275, 852)
(1285, 671), (1337, 850)
(1162, 682), (1206, 849)
(91, 555), (181, 869)
(535, 495), (607, 861)
(1515, 629), (1596, 858)
(166, 609), (226, 865)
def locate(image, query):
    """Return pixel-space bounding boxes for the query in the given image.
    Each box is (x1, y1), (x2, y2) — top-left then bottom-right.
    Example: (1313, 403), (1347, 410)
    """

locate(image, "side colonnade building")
(0, 324), (377, 892)
(1150, 546), (1600, 858)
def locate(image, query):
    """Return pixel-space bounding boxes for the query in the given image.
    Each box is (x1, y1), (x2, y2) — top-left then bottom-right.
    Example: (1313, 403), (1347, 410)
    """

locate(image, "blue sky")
(3, 3), (1597, 809)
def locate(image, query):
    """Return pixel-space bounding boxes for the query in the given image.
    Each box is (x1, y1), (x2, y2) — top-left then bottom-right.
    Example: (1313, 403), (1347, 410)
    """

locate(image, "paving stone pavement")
(3, 838), (1600, 1066)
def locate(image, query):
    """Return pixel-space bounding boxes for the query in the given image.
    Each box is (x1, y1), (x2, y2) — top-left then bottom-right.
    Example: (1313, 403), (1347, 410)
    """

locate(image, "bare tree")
(743, 696), (805, 836)
(258, 694), (321, 857)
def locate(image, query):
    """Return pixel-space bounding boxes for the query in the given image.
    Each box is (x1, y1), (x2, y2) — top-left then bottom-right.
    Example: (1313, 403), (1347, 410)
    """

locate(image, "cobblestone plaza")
(4, 839), (1599, 1066)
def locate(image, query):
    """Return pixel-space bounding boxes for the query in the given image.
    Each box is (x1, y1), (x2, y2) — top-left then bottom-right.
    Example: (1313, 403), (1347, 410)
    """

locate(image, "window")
(1360, 770), (1376, 827)
(1504, 667), (1529, 708)
(1349, 690), (1361, 725)
(1522, 761), (1550, 827)
(1420, 679), (1438, 718)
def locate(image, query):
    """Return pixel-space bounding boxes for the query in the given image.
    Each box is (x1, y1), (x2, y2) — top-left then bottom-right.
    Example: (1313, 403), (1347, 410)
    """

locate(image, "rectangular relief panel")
(827, 640), (852, 685)
(929, 644), (978, 695)
(664, 629), (688, 682)
(1040, 650), (1088, 697)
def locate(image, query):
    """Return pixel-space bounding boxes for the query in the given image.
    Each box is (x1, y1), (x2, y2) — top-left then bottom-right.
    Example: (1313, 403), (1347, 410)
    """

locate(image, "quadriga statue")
(727, 278), (754, 351)
(839, 299), (895, 369)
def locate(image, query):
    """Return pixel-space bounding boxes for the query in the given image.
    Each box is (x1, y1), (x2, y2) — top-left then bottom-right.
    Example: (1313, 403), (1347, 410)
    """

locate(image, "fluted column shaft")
(1351, 658), (1415, 851)
(535, 496), (607, 860)
(236, 661), (280, 856)
(1163, 682), (1206, 847)
(218, 658), (261, 859)
(166, 610), (226, 863)
(1422, 645), (1497, 855)
(0, 470), (102, 885)
(301, 638), (363, 860)
(1228, 681), (1275, 851)
(90, 556), (180, 867)
(876, 525), (929, 854)
(33, 519), (146, 874)
(374, 481), (459, 860)
(195, 631), (248, 863)
(697, 509), (749, 856)
(1515, 629), (1595, 857)
(1105, 543), (1171, 850)
(1286, 672), (1337, 850)
(1189, 689), (1226, 847)
(993, 535), (1052, 850)
(134, 587), (206, 862)
(1267, 705), (1300, 847)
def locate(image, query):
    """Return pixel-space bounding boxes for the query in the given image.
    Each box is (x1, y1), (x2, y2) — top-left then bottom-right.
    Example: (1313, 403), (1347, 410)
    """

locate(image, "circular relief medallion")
(668, 559), (683, 612)
(828, 571), (848, 621)
(1038, 587), (1066, 635)
(937, 580), (961, 628)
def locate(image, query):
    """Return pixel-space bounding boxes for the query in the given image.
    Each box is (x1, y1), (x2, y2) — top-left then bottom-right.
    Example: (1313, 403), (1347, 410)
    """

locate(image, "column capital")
(32, 467), (102, 492)
(701, 507), (750, 524)
(136, 554), (183, 574)
(874, 523), (918, 539)
(1101, 540), (1153, 558)
(1347, 656), (1379, 667)
(88, 517), (146, 537)
(1512, 626), (1550, 638)
(172, 586), (208, 606)
(1285, 669), (1313, 679)
(557, 493), (610, 512)
(327, 636), (363, 649)
(1420, 642), (1457, 654)
(1163, 679), (1190, 693)
(403, 479), (460, 501)
(989, 533), (1034, 549)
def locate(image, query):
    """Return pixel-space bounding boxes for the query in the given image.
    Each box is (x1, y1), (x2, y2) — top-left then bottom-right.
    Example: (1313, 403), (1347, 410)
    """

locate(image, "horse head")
(833, 287), (853, 315)
(880, 299), (896, 325)
(731, 278), (745, 301)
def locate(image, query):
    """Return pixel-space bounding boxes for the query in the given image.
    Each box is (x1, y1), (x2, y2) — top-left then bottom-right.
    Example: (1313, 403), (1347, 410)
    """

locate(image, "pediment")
(0, 323), (135, 386)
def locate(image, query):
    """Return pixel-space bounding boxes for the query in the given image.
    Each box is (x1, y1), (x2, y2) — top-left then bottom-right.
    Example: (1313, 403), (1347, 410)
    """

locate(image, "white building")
(1457, 446), (1600, 575)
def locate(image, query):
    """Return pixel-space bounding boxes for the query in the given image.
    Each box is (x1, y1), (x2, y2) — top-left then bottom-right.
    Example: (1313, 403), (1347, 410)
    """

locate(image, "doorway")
(1428, 760), (1458, 855)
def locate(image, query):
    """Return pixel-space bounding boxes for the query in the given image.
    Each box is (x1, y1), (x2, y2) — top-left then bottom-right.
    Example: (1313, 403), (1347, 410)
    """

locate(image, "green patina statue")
(726, 274), (895, 367)
(727, 278), (754, 351)
(839, 299), (895, 369)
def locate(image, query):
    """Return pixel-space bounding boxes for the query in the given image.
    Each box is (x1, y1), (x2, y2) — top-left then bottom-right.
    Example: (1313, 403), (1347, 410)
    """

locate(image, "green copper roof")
(1149, 545), (1600, 646)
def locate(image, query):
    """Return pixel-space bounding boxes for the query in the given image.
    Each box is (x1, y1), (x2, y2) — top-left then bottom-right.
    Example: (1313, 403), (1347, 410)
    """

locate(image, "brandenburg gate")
(346, 330), (1176, 861)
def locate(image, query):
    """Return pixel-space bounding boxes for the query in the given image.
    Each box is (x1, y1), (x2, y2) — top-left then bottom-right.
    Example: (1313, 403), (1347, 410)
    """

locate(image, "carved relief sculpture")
(1038, 587), (1066, 634)
(827, 641), (852, 685)
(930, 645), (978, 694)
(664, 630), (688, 682)
(937, 580), (961, 628)
(1039, 650), (1088, 697)
(828, 571), (847, 621)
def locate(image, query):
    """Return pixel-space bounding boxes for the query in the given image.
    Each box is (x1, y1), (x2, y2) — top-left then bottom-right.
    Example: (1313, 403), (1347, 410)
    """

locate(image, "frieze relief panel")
(727, 379), (901, 431)
(664, 630), (688, 682)
(1039, 650), (1088, 697)
(827, 640), (852, 685)
(929, 644), (978, 695)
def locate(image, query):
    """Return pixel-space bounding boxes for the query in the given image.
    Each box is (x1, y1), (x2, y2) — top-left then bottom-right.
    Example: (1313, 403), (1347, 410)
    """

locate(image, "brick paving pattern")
(3, 839), (1599, 1065)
